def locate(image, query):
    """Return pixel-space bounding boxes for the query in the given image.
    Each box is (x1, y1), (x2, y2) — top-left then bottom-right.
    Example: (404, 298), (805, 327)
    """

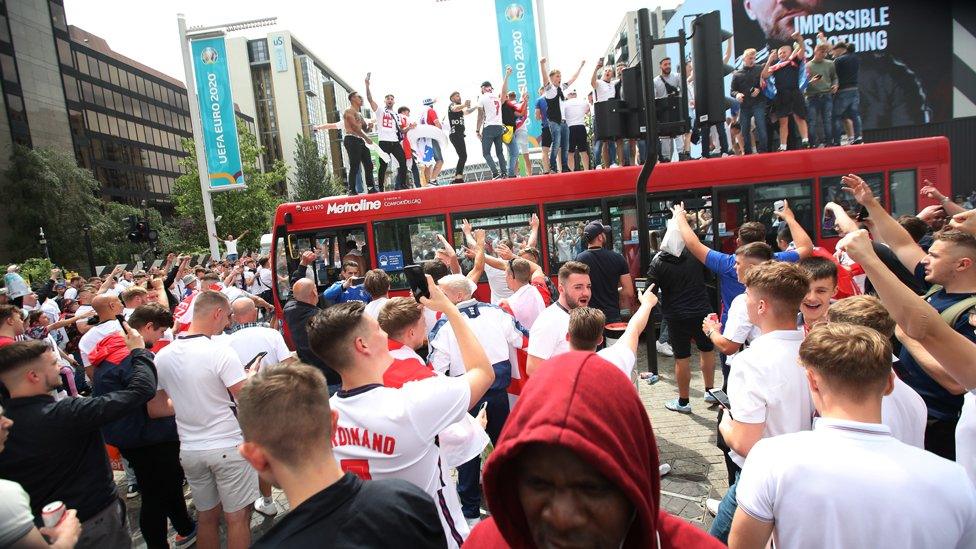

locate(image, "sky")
(64, 0), (681, 170)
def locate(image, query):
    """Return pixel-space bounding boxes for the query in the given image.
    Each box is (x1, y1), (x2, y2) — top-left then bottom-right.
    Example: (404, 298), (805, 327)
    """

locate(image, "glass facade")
(0, 0), (31, 147)
(50, 1), (191, 206)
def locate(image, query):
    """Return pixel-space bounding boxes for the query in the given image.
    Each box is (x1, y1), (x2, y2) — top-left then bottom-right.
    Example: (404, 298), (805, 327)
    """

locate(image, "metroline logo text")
(327, 199), (381, 215)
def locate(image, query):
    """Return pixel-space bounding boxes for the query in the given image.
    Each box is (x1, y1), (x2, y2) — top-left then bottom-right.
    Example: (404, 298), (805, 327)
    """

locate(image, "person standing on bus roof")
(476, 68), (511, 180)
(322, 261), (370, 305)
(343, 81), (378, 195)
(447, 92), (477, 184)
(366, 78), (410, 192)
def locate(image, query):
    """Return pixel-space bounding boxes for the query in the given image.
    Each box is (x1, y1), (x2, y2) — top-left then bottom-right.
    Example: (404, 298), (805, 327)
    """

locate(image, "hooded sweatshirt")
(90, 334), (177, 449)
(466, 351), (724, 549)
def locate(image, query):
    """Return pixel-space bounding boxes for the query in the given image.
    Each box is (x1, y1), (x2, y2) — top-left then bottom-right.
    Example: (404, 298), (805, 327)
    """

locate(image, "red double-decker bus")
(269, 137), (950, 311)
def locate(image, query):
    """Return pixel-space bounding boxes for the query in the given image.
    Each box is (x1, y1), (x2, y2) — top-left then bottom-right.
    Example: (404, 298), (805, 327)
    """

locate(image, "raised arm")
(364, 73), (378, 112)
(526, 213), (540, 249)
(615, 285), (657, 356)
(843, 174), (925, 270)
(839, 230), (976, 390)
(671, 203), (711, 263)
(500, 66), (512, 99)
(824, 202), (860, 235)
(421, 275), (493, 408)
(591, 58), (603, 90)
(921, 182), (967, 216)
(466, 230), (486, 286)
(565, 60), (586, 87)
(540, 57), (550, 87)
(775, 199), (813, 258)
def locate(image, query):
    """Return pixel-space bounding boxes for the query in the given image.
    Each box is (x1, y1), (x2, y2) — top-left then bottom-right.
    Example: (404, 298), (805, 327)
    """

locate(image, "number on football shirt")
(340, 458), (372, 480)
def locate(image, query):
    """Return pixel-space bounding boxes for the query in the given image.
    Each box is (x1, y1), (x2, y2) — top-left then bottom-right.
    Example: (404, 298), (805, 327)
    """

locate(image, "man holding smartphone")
(322, 261), (371, 305)
(805, 42), (838, 148)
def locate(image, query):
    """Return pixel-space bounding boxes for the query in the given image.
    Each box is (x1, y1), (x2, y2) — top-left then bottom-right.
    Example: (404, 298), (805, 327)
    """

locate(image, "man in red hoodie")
(466, 351), (725, 549)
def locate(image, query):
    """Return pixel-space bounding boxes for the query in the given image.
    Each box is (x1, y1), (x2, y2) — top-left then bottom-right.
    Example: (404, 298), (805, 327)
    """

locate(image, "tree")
(88, 202), (180, 266)
(173, 123), (287, 253)
(0, 145), (102, 269)
(289, 135), (343, 202)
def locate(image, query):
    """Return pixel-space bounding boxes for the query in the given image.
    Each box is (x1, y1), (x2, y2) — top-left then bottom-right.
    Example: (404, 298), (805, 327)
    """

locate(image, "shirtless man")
(343, 81), (378, 195)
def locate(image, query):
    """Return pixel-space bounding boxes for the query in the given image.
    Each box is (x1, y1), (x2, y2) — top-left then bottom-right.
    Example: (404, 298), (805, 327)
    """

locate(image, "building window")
(62, 74), (78, 102)
(248, 39), (269, 63)
(56, 38), (72, 66)
(49, 1), (67, 32)
(0, 53), (17, 84)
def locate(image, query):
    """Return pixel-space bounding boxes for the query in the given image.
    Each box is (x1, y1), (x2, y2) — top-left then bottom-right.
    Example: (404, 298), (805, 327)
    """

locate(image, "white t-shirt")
(330, 376), (472, 547)
(364, 296), (389, 319)
(478, 92), (503, 127)
(727, 330), (813, 467)
(78, 320), (122, 367)
(957, 392), (976, 486)
(594, 78), (616, 102)
(722, 293), (761, 361)
(507, 284), (545, 330)
(155, 335), (247, 451)
(485, 264), (513, 304)
(74, 304), (93, 325)
(882, 375), (927, 449)
(375, 107), (400, 142)
(556, 238), (574, 262)
(562, 98), (589, 127)
(222, 326), (293, 368)
(224, 239), (239, 256)
(736, 418), (976, 549)
(596, 344), (637, 379)
(428, 299), (528, 377)
(0, 479), (34, 547)
(527, 302), (570, 362)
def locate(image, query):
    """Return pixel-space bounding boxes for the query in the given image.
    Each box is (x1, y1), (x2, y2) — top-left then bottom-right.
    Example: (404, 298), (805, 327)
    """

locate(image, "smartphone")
(245, 351), (268, 372)
(349, 276), (366, 286)
(707, 388), (732, 411)
(403, 264), (430, 302)
(822, 207), (836, 232)
(855, 205), (870, 221)
(115, 314), (127, 328)
(773, 200), (786, 213)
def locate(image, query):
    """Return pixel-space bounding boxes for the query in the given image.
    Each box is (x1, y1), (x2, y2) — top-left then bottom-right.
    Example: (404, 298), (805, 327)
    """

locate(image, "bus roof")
(275, 137), (949, 230)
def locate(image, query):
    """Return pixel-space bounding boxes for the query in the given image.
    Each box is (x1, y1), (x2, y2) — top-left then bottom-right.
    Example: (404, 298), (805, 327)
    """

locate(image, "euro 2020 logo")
(200, 47), (219, 65)
(505, 3), (524, 22)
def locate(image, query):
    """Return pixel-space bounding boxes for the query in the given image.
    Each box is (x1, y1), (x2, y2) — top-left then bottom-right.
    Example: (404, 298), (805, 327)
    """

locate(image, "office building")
(604, 8), (675, 68)
(224, 30), (356, 189)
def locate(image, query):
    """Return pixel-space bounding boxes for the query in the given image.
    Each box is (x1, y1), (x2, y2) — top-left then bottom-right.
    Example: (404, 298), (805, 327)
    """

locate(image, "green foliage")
(87, 202), (181, 265)
(0, 146), (101, 268)
(173, 123), (287, 252)
(17, 258), (54, 287)
(289, 134), (343, 202)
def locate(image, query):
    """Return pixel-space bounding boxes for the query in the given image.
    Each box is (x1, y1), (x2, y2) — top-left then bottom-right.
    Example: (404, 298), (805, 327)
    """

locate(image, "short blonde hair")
(743, 261), (810, 319)
(800, 323), (892, 400)
(743, 47), (757, 57)
(827, 296), (896, 338)
(438, 274), (476, 300)
(549, 69), (561, 78)
(377, 297), (423, 340)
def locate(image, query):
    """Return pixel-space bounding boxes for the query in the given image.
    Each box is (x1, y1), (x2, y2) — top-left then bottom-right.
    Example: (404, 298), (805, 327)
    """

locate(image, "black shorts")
(540, 126), (552, 148)
(667, 316), (715, 359)
(772, 88), (807, 119)
(568, 125), (589, 152)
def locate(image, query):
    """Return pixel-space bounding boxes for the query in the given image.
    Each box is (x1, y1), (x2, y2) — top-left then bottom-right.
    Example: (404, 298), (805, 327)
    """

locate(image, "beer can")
(707, 313), (718, 323)
(41, 501), (65, 528)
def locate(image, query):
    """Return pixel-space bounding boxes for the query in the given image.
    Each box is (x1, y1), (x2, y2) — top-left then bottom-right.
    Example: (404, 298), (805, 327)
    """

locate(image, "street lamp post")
(82, 225), (96, 276)
(38, 227), (50, 261)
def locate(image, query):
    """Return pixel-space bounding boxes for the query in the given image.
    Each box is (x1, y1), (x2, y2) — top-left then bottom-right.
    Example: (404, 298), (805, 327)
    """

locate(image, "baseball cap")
(422, 97), (435, 106)
(181, 274), (197, 286)
(583, 221), (611, 243)
(481, 81), (492, 89)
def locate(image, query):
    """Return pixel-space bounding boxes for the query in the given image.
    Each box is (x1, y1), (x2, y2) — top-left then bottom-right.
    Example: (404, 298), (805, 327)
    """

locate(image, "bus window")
(544, 202), (602, 272)
(754, 180), (814, 246)
(274, 233), (291, 302)
(715, 188), (749, 254)
(452, 207), (536, 275)
(890, 170), (917, 218)
(287, 227), (368, 290)
(608, 199), (639, 281)
(373, 215), (446, 289)
(820, 173), (883, 237)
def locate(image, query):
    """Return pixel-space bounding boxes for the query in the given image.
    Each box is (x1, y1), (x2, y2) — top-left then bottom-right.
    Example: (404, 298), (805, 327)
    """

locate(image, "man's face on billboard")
(744, 0), (823, 42)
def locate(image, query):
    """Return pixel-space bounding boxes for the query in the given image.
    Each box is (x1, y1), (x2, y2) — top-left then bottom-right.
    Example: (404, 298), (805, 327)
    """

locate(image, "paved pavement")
(120, 343), (726, 546)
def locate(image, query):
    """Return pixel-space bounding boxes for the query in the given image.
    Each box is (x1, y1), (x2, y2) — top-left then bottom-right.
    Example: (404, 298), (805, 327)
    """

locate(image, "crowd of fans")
(3, 184), (976, 545)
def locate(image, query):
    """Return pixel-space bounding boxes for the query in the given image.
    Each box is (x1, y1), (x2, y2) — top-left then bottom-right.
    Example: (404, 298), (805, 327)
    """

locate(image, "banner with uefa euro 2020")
(494, 0), (541, 147)
(730, 0), (952, 129)
(190, 36), (245, 191)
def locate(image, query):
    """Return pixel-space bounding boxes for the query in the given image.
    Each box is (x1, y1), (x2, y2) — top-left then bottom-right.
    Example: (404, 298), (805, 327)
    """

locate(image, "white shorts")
(515, 128), (529, 154)
(180, 447), (259, 513)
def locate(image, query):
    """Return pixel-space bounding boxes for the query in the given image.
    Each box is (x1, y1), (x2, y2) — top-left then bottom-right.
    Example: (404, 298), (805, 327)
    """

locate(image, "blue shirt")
(894, 263), (975, 422)
(535, 97), (548, 129)
(322, 282), (371, 304)
(704, 249), (800, 324)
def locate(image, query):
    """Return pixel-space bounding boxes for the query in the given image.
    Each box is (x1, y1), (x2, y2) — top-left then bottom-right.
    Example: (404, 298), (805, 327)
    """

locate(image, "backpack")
(923, 285), (976, 327)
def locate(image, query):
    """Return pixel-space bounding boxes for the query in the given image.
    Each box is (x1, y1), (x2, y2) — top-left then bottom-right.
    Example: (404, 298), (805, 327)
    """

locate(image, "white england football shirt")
(428, 300), (528, 377)
(364, 296), (389, 319)
(527, 302), (570, 361)
(479, 92), (503, 127)
(882, 374), (927, 449)
(727, 330), (813, 467)
(223, 325), (293, 368)
(485, 264), (513, 304)
(594, 78), (616, 102)
(330, 377), (472, 547)
(375, 108), (400, 142)
(507, 283), (545, 330)
(736, 418), (976, 549)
